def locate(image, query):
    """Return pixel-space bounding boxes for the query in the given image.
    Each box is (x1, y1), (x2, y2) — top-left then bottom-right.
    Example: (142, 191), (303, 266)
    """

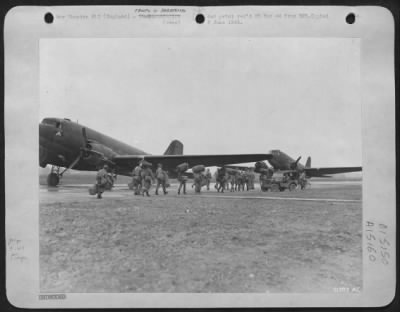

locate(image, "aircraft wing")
(305, 166), (362, 177)
(113, 154), (272, 171)
(224, 165), (253, 171)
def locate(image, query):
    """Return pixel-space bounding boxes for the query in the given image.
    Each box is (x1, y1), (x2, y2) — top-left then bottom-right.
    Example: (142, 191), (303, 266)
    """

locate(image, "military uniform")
(193, 172), (205, 194)
(248, 169), (255, 190)
(236, 172), (244, 191)
(205, 169), (212, 190)
(228, 173), (236, 192)
(140, 166), (154, 196)
(214, 171), (219, 190)
(299, 171), (307, 189)
(176, 163), (189, 195)
(96, 166), (111, 199)
(155, 165), (168, 195)
(177, 172), (187, 195)
(244, 170), (252, 191)
(216, 168), (226, 193)
(131, 165), (142, 195)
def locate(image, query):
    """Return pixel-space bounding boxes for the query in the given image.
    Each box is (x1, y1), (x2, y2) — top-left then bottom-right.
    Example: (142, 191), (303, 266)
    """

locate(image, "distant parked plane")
(267, 150), (362, 178)
(226, 149), (362, 178)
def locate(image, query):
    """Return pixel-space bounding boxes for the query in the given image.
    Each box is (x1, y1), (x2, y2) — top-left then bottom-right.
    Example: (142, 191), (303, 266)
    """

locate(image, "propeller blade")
(291, 156), (302, 169)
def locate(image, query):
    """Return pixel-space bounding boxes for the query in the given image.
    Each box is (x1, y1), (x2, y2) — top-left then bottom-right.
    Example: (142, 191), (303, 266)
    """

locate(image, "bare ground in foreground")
(40, 185), (362, 293)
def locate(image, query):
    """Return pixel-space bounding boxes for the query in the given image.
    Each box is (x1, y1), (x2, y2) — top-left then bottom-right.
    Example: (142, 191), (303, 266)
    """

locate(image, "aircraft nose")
(39, 123), (56, 144)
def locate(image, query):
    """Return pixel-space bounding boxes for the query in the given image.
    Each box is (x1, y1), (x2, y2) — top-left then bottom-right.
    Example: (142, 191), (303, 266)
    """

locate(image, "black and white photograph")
(38, 36), (363, 293)
(5, 5), (396, 308)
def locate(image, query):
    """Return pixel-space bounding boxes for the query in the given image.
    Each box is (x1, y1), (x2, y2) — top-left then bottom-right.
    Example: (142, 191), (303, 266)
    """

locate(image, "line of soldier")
(94, 162), (256, 198)
(131, 161), (169, 196)
(132, 162), (215, 196)
(214, 167), (256, 193)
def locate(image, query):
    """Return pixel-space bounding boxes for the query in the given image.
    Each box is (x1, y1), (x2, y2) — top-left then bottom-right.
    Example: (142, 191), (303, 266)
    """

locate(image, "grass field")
(40, 184), (362, 293)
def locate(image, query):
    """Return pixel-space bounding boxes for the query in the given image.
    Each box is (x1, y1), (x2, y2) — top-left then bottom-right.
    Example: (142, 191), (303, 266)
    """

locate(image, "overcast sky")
(40, 37), (361, 167)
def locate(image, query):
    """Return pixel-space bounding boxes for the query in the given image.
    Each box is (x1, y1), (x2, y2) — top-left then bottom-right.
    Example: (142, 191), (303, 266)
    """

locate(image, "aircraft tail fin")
(164, 140), (183, 155)
(305, 157), (311, 168)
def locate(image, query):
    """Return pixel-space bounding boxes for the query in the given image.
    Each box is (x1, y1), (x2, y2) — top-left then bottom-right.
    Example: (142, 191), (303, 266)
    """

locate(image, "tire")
(47, 173), (59, 186)
(288, 183), (297, 191)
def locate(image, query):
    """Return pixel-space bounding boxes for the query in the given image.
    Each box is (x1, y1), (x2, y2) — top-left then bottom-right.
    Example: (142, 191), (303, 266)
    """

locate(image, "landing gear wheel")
(47, 173), (60, 186)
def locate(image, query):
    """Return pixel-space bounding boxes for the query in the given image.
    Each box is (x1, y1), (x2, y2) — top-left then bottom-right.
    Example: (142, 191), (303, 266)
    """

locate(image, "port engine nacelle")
(82, 142), (117, 167)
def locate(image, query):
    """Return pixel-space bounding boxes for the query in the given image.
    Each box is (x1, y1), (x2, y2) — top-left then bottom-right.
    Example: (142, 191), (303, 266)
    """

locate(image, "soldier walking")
(131, 162), (142, 195)
(96, 164), (112, 199)
(236, 171), (244, 191)
(216, 167), (227, 193)
(229, 172), (236, 192)
(140, 161), (154, 197)
(192, 165), (206, 194)
(214, 171), (219, 190)
(244, 169), (251, 191)
(249, 168), (255, 190)
(299, 171), (307, 190)
(205, 168), (212, 190)
(176, 162), (189, 195)
(155, 163), (168, 195)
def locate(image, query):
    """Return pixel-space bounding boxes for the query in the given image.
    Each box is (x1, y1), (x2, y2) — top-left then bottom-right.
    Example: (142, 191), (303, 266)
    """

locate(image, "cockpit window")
(42, 118), (64, 136)
(42, 118), (60, 126)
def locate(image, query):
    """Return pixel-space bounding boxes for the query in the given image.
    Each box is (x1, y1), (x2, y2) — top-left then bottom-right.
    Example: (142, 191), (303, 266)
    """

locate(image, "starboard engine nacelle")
(254, 161), (269, 173)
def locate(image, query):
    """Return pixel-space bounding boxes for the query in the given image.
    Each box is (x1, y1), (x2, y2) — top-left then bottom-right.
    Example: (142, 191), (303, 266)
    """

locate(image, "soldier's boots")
(97, 193), (102, 199)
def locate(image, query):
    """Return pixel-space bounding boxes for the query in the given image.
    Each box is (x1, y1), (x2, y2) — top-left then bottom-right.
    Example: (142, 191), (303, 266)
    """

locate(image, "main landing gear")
(47, 166), (60, 186)
(46, 154), (82, 187)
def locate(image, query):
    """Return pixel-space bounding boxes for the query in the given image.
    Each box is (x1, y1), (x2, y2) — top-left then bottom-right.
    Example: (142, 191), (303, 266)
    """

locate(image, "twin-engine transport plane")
(267, 150), (362, 178)
(40, 118), (273, 186)
(226, 150), (362, 178)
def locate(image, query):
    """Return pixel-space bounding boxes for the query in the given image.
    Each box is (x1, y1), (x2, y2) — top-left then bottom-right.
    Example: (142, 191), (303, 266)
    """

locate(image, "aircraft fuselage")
(39, 118), (147, 175)
(268, 150), (304, 170)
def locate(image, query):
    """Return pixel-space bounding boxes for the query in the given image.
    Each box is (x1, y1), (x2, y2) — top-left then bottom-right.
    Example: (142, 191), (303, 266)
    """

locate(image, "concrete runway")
(39, 179), (362, 293)
(40, 180), (362, 203)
